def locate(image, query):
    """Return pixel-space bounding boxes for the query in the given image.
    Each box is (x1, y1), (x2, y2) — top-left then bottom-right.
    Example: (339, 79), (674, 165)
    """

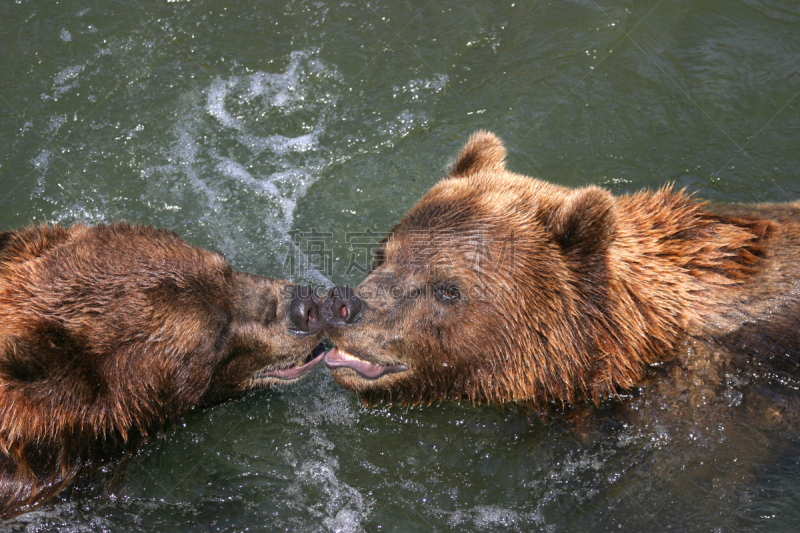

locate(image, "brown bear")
(0, 222), (324, 518)
(321, 131), (800, 410)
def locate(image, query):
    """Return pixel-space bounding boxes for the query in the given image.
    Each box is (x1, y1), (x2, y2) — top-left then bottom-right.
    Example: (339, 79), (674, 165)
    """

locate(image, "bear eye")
(263, 299), (278, 324)
(432, 282), (461, 303)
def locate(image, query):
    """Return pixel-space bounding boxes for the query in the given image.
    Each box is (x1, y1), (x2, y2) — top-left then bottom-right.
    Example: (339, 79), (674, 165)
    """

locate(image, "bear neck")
(469, 187), (777, 409)
(614, 187), (774, 328)
(568, 187), (775, 404)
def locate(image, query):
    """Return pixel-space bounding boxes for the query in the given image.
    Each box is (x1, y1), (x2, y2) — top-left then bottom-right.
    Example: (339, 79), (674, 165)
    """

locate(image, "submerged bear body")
(322, 131), (800, 410)
(0, 223), (323, 517)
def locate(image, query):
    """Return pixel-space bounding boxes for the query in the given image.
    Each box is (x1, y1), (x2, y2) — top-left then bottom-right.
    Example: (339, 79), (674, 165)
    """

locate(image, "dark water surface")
(2, 1), (800, 531)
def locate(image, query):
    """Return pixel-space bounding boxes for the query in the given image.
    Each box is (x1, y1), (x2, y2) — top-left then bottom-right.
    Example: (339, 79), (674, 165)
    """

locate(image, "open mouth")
(323, 347), (408, 380)
(257, 343), (326, 381)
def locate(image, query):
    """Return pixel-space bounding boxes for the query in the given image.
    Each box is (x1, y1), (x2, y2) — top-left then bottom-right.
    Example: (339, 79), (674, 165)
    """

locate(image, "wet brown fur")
(0, 223), (322, 518)
(325, 131), (800, 409)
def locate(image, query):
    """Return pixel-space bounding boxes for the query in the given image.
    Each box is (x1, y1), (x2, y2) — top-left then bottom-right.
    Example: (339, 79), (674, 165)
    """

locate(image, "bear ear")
(546, 186), (617, 256)
(448, 130), (508, 177)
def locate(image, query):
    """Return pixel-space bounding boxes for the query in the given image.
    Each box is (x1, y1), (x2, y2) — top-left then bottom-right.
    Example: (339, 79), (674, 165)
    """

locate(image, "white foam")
(31, 150), (50, 171)
(473, 506), (520, 528)
(248, 69), (298, 107)
(206, 76), (241, 129)
(215, 157), (281, 197)
(39, 66), (79, 100)
(288, 430), (372, 533)
(53, 65), (84, 86)
(277, 385), (370, 530)
(145, 50), (341, 285)
(43, 64), (86, 100)
(167, 127), (222, 214)
(46, 115), (67, 134)
(325, 508), (366, 533)
(448, 505), (546, 530)
(52, 202), (108, 226)
(237, 132), (318, 156)
(392, 73), (449, 97)
(249, 50), (337, 107)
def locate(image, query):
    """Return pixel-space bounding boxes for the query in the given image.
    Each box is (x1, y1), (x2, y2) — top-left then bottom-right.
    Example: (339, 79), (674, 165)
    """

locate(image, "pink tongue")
(262, 346), (325, 380)
(323, 348), (407, 380)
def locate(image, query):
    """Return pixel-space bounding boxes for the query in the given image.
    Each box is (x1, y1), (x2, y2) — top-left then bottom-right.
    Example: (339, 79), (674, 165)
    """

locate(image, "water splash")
(42, 64), (85, 100)
(145, 50), (342, 285)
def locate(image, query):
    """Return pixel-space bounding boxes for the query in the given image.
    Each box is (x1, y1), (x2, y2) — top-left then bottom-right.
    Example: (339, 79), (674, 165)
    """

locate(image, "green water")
(2, 0), (800, 531)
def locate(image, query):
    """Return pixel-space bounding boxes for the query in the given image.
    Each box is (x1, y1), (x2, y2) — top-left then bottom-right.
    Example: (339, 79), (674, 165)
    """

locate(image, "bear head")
(0, 223), (324, 516)
(321, 131), (631, 406)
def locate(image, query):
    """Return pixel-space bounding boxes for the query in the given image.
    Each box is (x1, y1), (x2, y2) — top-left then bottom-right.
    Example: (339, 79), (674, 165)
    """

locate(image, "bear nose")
(323, 286), (363, 325)
(289, 285), (320, 334)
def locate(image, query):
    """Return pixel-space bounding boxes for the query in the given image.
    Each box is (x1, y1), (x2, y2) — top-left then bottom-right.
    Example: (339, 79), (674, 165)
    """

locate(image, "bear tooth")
(339, 349), (362, 362)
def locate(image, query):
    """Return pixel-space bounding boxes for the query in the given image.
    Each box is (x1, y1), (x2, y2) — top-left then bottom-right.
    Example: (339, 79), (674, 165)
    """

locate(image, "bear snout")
(288, 285), (321, 335)
(321, 286), (364, 326)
